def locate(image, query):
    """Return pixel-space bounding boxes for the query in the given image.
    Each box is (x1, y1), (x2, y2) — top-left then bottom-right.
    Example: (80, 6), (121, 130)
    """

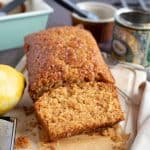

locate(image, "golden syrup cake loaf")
(34, 82), (124, 141)
(24, 26), (114, 100)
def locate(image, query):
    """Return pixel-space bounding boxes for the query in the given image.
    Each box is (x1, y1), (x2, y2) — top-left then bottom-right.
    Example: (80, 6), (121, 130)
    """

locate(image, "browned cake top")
(25, 26), (114, 100)
(34, 82), (124, 141)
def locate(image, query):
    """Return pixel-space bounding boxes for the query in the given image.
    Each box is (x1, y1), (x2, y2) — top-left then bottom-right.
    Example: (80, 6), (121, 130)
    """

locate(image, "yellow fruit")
(0, 64), (25, 115)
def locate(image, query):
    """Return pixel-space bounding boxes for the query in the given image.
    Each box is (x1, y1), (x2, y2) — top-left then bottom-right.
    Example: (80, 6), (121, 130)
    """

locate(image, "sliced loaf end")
(34, 82), (124, 141)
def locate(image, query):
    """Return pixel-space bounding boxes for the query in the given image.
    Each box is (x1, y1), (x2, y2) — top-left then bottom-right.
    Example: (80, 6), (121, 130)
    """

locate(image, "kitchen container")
(111, 8), (150, 66)
(0, 117), (16, 150)
(71, 2), (117, 51)
(0, 0), (53, 51)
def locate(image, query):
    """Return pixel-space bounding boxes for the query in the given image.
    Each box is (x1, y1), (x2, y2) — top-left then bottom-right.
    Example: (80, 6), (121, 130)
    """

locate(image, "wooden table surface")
(0, 0), (148, 67)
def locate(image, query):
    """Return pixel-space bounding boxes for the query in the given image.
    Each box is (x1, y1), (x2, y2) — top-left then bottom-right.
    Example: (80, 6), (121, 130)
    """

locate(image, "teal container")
(0, 0), (53, 51)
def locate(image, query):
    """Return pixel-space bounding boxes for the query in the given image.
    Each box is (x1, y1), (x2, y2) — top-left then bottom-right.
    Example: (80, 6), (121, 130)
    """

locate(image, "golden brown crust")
(25, 26), (114, 100)
(34, 82), (124, 141)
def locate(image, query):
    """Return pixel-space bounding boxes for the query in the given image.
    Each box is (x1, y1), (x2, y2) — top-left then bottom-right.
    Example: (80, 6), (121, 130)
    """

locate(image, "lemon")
(0, 64), (25, 115)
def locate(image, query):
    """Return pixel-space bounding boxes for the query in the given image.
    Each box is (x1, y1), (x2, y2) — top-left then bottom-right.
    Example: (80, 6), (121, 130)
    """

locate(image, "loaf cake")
(34, 82), (124, 141)
(25, 26), (124, 141)
(24, 26), (114, 100)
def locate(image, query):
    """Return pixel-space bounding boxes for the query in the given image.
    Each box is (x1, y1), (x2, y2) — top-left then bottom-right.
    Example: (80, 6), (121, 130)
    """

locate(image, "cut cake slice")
(34, 82), (124, 141)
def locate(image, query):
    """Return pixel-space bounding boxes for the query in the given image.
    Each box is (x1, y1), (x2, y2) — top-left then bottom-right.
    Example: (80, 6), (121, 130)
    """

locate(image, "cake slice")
(34, 82), (124, 141)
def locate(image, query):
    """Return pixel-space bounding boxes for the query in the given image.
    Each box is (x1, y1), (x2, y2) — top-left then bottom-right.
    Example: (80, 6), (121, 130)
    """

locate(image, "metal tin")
(111, 8), (150, 66)
(0, 117), (17, 150)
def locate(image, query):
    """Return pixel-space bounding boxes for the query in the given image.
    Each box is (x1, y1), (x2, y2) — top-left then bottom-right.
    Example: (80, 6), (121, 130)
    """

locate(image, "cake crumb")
(32, 132), (37, 136)
(29, 121), (37, 128)
(23, 106), (34, 116)
(40, 142), (56, 150)
(102, 126), (129, 143)
(15, 136), (31, 149)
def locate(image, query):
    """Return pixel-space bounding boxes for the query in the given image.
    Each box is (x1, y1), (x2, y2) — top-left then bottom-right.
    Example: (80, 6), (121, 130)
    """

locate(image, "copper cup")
(72, 2), (117, 46)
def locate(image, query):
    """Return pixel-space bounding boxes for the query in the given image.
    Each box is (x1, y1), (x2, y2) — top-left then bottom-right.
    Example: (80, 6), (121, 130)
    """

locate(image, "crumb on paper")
(97, 124), (130, 150)
(24, 120), (38, 133)
(23, 106), (34, 116)
(112, 143), (127, 150)
(15, 136), (31, 149)
(32, 132), (37, 137)
(25, 128), (32, 132)
(29, 121), (37, 128)
(97, 124), (130, 143)
(40, 142), (56, 150)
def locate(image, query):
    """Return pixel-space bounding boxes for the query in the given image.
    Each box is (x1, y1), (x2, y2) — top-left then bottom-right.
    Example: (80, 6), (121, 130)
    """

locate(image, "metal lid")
(115, 8), (150, 30)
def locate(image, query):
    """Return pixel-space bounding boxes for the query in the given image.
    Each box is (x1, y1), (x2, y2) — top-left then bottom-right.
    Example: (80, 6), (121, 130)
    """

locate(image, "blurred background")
(0, 0), (149, 66)
(46, 0), (150, 26)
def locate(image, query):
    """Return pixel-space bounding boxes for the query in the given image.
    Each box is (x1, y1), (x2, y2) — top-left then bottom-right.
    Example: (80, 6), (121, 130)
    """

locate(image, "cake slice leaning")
(34, 82), (124, 141)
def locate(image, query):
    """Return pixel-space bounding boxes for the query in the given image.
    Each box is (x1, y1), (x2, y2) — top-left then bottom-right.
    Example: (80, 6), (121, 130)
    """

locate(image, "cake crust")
(25, 26), (114, 100)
